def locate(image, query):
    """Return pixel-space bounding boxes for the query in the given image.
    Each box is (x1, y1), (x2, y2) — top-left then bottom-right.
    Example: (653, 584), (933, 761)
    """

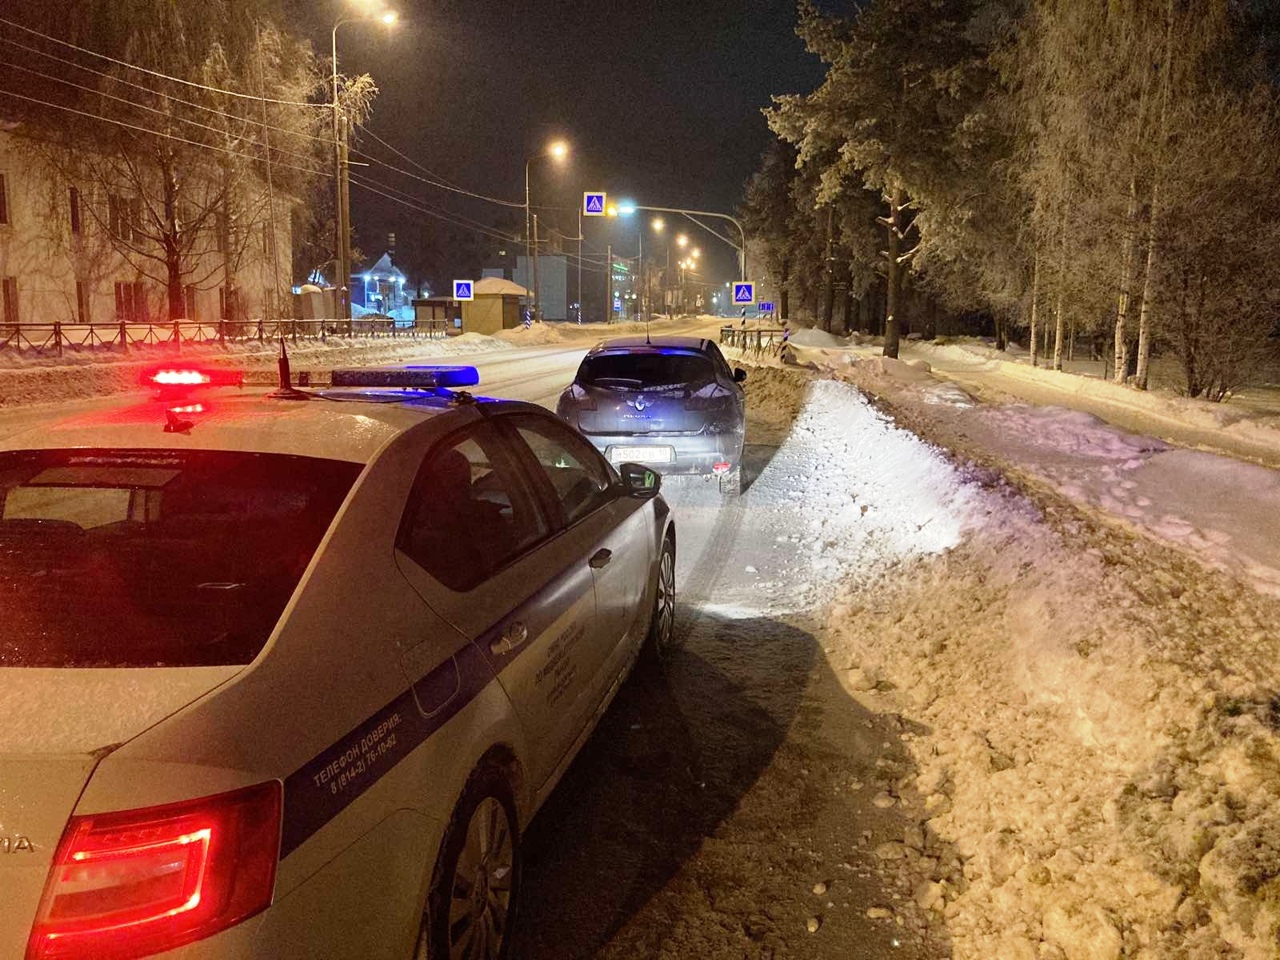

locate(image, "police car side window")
(507, 416), (613, 529)
(397, 423), (547, 592)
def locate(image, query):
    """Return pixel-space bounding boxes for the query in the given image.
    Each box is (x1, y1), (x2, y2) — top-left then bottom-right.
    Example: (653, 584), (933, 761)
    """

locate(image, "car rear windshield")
(578, 351), (714, 390)
(0, 449), (362, 668)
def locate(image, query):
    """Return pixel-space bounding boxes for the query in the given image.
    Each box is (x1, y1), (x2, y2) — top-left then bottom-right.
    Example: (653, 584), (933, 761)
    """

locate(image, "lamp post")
(524, 141), (567, 322)
(331, 9), (396, 325)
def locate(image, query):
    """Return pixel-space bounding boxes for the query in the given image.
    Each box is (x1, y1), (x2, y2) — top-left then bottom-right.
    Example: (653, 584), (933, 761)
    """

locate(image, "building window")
(0, 173), (9, 225)
(108, 195), (143, 243)
(76, 281), (90, 323)
(114, 281), (146, 324)
(184, 284), (197, 321)
(69, 187), (81, 236)
(2, 277), (17, 324)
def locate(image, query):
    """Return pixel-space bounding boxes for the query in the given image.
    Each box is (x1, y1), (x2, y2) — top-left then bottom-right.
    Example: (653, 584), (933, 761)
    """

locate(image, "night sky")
(304, 0), (824, 286)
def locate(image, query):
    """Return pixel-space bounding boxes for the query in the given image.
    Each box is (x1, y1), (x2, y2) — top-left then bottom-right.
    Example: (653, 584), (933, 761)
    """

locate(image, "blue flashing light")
(330, 365), (481, 389)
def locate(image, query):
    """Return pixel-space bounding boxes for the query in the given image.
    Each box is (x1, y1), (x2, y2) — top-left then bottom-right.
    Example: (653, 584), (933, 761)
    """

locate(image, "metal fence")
(0, 318), (452, 356)
(720, 325), (788, 354)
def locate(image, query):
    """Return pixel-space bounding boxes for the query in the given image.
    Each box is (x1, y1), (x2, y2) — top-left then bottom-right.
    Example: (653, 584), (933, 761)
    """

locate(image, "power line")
(0, 15), (327, 108)
(0, 58), (328, 177)
(355, 172), (524, 239)
(0, 88), (330, 180)
(0, 34), (336, 149)
(348, 175), (518, 245)
(351, 144), (526, 209)
(360, 128), (466, 191)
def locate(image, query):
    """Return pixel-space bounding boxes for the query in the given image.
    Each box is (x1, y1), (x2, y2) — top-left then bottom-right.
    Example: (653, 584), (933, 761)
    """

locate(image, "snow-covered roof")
(360, 252), (406, 280)
(472, 277), (531, 298)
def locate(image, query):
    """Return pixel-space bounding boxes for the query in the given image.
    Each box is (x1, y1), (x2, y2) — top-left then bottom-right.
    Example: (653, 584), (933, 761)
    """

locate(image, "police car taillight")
(142, 366), (244, 390)
(27, 781), (281, 960)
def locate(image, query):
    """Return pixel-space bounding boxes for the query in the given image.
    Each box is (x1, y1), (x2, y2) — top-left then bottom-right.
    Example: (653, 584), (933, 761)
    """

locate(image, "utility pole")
(339, 119), (353, 333)
(532, 214), (540, 322)
(606, 245), (613, 324)
(638, 229), (644, 320)
(577, 207), (583, 323)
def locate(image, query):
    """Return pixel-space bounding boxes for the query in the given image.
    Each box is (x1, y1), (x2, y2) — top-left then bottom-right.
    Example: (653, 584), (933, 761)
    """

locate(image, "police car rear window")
(0, 449), (361, 668)
(579, 352), (714, 390)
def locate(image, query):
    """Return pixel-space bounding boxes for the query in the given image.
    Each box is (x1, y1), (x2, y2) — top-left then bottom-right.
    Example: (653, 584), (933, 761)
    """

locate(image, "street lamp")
(676, 234), (689, 249)
(525, 140), (568, 321)
(331, 6), (396, 325)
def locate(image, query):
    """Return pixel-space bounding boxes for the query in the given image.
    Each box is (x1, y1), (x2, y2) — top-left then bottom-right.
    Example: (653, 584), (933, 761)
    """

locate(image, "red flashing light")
(27, 781), (281, 960)
(167, 404), (205, 415)
(142, 367), (243, 391)
(712, 461), (732, 475)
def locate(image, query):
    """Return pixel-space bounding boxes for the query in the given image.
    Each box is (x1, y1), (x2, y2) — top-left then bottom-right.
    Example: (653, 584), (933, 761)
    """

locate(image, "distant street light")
(676, 234), (689, 249)
(652, 217), (665, 232)
(331, 6), (397, 325)
(525, 141), (569, 321)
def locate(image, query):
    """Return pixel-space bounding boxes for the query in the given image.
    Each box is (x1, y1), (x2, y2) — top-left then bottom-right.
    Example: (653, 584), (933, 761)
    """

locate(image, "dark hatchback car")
(557, 336), (748, 494)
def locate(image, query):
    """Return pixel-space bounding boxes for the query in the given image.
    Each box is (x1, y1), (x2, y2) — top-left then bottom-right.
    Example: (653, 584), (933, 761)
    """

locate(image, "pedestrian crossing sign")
(453, 280), (474, 301)
(733, 282), (755, 305)
(583, 192), (607, 217)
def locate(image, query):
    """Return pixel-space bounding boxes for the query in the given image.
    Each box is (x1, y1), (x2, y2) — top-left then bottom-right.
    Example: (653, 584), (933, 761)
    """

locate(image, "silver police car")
(0, 362), (676, 960)
(556, 336), (748, 494)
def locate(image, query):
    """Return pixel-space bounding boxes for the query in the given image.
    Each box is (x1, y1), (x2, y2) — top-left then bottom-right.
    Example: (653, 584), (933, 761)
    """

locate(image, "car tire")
(418, 762), (521, 960)
(719, 465), (742, 497)
(642, 534), (677, 665)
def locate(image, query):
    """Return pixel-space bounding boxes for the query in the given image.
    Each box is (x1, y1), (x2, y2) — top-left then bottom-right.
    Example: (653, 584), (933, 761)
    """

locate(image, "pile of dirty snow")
(825, 471), (1280, 959)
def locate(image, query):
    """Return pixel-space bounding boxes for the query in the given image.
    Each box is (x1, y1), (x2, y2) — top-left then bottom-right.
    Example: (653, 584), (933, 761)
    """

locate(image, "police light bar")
(329, 366), (480, 389)
(142, 366), (244, 389)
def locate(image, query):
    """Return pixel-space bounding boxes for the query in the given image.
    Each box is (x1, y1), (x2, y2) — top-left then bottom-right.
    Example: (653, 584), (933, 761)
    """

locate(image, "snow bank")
(825, 471), (1280, 959)
(716, 378), (980, 616)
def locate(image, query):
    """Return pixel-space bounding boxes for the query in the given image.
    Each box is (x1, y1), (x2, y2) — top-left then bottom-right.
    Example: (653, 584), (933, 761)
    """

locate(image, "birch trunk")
(883, 187), (903, 359)
(1113, 178), (1139, 382)
(1029, 254), (1040, 367)
(1053, 203), (1068, 370)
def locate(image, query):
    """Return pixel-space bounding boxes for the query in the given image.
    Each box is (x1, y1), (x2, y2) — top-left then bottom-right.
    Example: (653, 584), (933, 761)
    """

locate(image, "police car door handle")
(490, 621), (528, 656)
(589, 548), (613, 569)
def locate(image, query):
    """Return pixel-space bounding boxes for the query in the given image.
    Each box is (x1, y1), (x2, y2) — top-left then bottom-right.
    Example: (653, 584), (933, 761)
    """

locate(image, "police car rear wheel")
(421, 766), (520, 960)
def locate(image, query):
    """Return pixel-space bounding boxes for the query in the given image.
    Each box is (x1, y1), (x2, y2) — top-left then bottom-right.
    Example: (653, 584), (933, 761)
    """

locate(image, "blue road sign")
(733, 282), (755, 305)
(453, 280), (474, 301)
(758, 301), (775, 313)
(583, 192), (607, 217)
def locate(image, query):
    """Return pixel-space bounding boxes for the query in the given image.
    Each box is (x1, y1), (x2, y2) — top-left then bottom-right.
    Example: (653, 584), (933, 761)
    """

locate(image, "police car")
(0, 360), (676, 959)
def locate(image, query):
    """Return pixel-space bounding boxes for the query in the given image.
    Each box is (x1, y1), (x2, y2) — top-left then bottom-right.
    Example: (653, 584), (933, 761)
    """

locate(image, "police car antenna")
(267, 337), (311, 401)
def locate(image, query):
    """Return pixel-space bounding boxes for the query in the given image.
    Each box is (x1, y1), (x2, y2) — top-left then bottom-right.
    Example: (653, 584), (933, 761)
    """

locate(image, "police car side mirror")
(733, 368), (748, 383)
(618, 463), (662, 500)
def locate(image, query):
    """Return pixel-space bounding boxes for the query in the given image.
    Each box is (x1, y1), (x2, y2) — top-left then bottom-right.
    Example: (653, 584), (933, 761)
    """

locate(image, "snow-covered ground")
(722, 336), (1280, 959)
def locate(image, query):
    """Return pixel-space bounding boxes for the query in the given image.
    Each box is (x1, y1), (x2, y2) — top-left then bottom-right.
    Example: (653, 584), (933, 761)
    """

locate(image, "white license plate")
(610, 445), (674, 464)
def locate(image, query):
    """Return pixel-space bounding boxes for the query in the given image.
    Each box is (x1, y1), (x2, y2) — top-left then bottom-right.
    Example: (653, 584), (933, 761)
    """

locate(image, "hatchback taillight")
(27, 781), (282, 960)
(567, 383), (597, 410)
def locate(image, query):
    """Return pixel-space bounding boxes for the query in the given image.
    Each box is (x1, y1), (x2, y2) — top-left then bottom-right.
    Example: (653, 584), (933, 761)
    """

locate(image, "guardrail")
(0, 318), (452, 356)
(719, 325), (788, 354)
